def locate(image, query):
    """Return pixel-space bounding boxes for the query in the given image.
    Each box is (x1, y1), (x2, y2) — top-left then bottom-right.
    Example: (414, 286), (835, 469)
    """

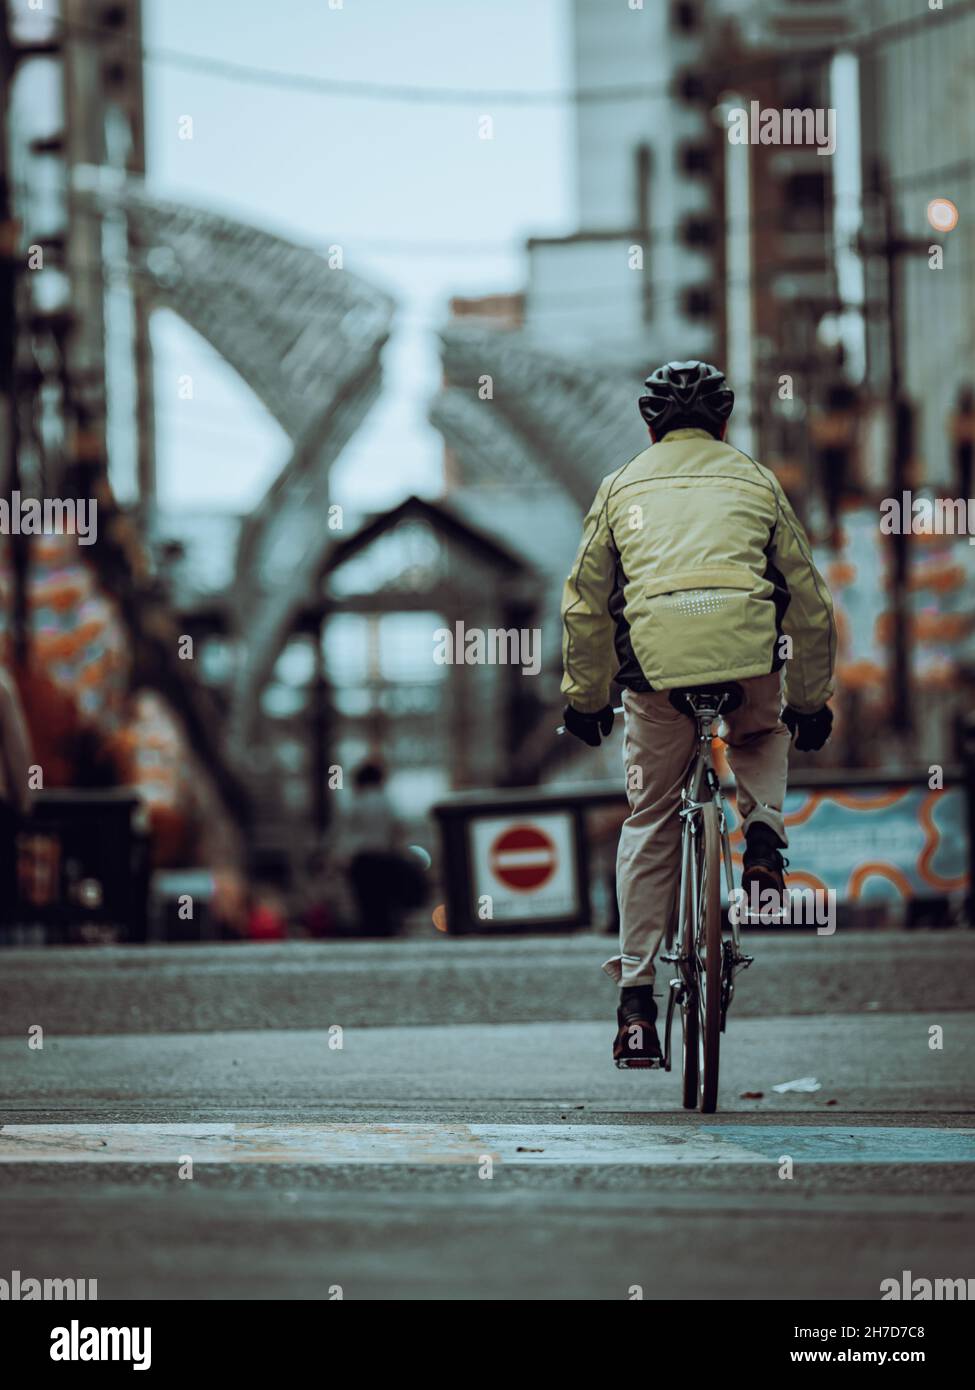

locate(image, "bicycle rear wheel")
(699, 802), (723, 1113)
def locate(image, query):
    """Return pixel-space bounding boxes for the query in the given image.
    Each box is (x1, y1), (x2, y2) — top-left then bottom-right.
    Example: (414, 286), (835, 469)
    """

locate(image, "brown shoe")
(613, 987), (663, 1069)
(741, 825), (789, 922)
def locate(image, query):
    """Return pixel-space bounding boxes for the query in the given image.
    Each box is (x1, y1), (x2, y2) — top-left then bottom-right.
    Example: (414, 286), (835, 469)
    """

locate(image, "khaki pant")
(603, 672), (790, 988)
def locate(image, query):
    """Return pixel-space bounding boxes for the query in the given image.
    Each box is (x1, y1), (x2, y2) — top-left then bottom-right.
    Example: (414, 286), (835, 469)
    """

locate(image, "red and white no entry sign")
(470, 811), (578, 925)
(489, 823), (558, 892)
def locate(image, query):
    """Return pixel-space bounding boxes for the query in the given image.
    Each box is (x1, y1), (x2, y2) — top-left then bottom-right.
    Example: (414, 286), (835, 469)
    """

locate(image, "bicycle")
(659, 681), (754, 1113)
(557, 682), (755, 1113)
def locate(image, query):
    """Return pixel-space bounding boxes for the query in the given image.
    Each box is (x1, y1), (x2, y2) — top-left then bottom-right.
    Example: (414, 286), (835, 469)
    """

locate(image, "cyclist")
(560, 361), (835, 1067)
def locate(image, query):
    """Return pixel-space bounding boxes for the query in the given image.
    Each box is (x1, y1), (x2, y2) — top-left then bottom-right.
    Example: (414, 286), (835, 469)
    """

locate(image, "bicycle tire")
(699, 802), (723, 1113)
(679, 821), (699, 1109)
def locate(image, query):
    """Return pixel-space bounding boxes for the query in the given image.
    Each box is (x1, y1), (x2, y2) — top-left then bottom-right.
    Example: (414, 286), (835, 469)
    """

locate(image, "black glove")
(563, 704), (615, 748)
(783, 704), (833, 752)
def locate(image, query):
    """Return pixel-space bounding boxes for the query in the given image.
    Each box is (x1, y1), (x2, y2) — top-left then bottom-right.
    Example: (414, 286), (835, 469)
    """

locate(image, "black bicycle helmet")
(638, 360), (734, 437)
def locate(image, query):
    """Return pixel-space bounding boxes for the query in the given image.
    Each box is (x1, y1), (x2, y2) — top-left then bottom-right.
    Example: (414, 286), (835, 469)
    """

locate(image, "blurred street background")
(0, 0), (973, 941)
(0, 0), (974, 1304)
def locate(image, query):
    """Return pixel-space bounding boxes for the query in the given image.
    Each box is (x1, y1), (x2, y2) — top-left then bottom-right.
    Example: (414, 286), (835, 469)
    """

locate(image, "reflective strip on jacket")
(560, 428), (836, 716)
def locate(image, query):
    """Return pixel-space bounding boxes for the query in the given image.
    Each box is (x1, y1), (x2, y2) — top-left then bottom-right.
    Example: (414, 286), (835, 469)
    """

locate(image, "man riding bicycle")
(560, 361), (835, 1067)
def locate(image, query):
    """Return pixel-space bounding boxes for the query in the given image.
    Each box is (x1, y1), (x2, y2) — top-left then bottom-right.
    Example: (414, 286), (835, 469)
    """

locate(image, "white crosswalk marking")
(0, 1123), (972, 1165)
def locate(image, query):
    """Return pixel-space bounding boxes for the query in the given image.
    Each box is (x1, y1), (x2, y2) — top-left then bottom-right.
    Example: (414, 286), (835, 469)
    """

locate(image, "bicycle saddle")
(668, 681), (744, 719)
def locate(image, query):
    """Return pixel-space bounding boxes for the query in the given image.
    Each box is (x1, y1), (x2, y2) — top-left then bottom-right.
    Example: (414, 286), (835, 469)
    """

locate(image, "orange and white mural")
(725, 785), (967, 904)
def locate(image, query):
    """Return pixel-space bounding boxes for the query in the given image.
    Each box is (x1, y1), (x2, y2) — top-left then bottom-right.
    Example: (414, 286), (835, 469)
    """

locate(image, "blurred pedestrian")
(340, 761), (423, 937)
(298, 850), (342, 939)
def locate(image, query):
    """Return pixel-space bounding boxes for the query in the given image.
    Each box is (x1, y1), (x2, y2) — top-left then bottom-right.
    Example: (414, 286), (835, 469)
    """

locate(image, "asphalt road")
(1, 928), (973, 1034)
(1, 931), (973, 1300)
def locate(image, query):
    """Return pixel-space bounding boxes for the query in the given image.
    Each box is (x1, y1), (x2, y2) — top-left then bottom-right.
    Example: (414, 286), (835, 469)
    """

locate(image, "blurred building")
(528, 0), (717, 368)
(552, 0), (858, 486)
(3, 0), (973, 929)
(431, 0), (975, 778)
(1, 0), (410, 897)
(1, 0), (247, 907)
(4, 0), (154, 505)
(856, 0), (975, 492)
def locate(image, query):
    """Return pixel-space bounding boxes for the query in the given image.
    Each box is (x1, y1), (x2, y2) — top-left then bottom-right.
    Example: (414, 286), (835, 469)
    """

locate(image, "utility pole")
(717, 93), (756, 460)
(858, 168), (931, 739)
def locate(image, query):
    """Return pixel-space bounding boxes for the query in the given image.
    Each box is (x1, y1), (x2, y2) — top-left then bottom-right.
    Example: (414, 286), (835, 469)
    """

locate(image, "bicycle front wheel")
(698, 802), (723, 1113)
(680, 982), (699, 1109)
(677, 819), (699, 1108)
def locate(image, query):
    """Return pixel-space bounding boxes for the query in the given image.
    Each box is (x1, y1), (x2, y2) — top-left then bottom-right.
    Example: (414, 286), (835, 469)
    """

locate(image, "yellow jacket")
(561, 429), (835, 715)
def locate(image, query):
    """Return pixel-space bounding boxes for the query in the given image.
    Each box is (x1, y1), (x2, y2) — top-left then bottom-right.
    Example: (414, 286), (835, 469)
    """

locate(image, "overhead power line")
(46, 1), (975, 107)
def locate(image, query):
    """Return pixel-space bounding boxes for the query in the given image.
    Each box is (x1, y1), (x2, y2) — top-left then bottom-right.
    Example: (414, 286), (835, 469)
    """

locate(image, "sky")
(143, 0), (574, 517)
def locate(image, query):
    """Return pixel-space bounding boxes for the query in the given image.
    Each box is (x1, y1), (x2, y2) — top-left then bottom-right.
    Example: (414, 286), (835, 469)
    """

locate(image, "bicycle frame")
(661, 692), (753, 1074)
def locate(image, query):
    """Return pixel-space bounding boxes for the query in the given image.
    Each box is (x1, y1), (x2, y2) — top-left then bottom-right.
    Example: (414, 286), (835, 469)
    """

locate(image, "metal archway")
(77, 174), (395, 749)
